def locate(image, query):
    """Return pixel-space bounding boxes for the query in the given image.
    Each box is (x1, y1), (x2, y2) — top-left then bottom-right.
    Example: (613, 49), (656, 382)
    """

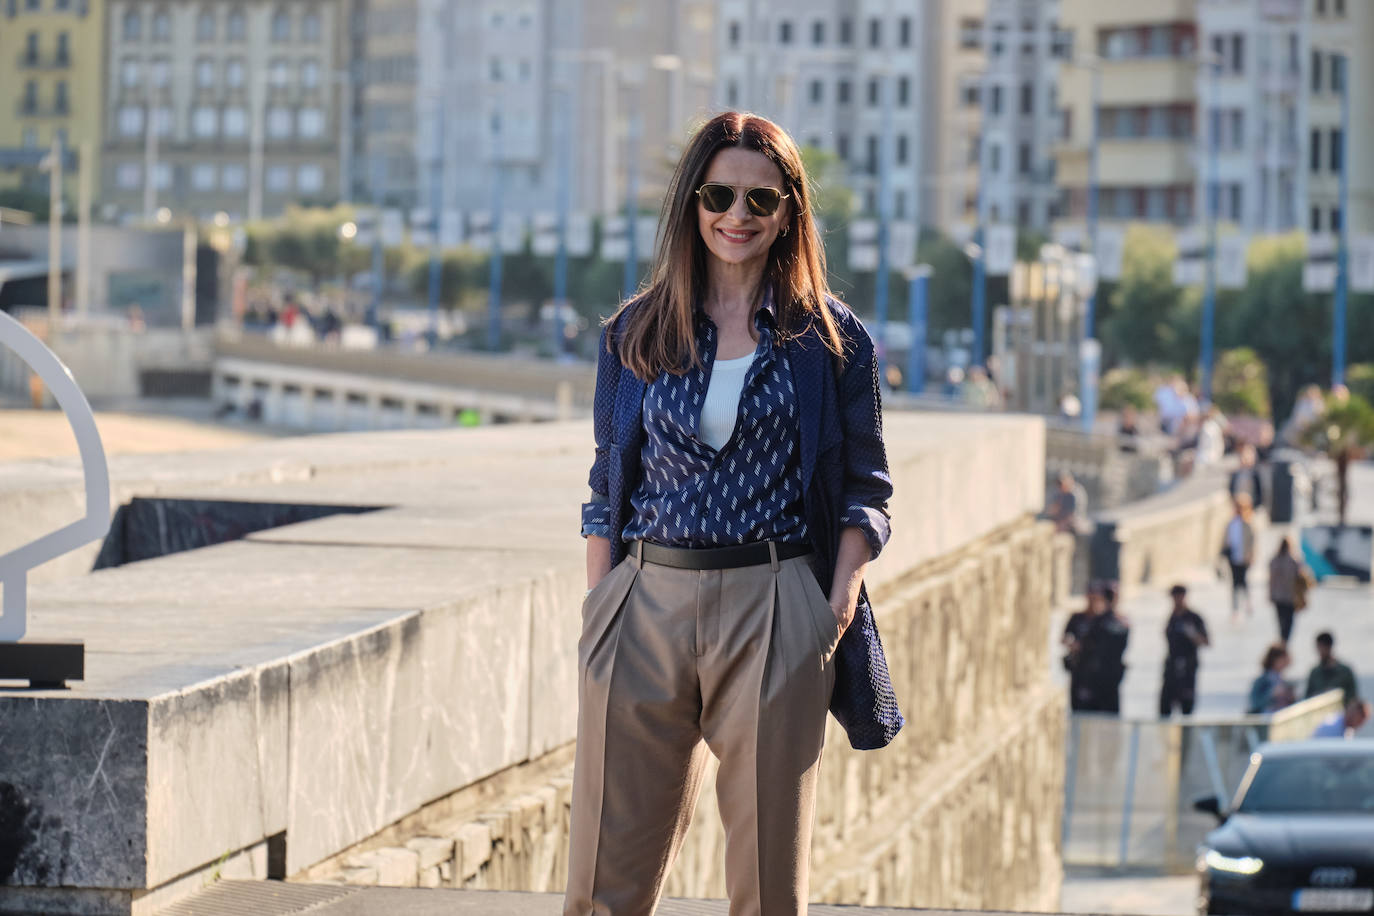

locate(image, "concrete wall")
(0, 411), (1060, 914)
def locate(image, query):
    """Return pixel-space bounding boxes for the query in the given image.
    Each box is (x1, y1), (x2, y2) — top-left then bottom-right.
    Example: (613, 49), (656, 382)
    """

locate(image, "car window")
(1238, 756), (1374, 813)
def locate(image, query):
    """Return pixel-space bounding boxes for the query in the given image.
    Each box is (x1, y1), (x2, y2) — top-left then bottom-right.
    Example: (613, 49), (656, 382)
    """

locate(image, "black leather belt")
(631, 539), (812, 570)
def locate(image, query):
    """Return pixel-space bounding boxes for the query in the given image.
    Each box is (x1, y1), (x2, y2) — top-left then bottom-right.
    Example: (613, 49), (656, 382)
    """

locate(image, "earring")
(780, 225), (789, 237)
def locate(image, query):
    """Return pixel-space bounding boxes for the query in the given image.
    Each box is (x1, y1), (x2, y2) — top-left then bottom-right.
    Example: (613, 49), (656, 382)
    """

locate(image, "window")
(117, 105), (143, 136)
(897, 75), (909, 107)
(989, 143), (1001, 173)
(1229, 109), (1244, 149)
(222, 162), (246, 189)
(959, 17), (982, 48)
(517, 58), (530, 81)
(120, 57), (141, 87)
(1020, 81), (1033, 115)
(152, 161), (171, 189)
(1311, 50), (1322, 92)
(809, 79), (822, 104)
(867, 77), (879, 106)
(298, 107), (324, 138)
(989, 84), (1002, 115)
(56, 32), (69, 64)
(25, 0), (37, 10)
(196, 9), (214, 40)
(1330, 127), (1343, 172)
(991, 23), (1006, 56)
(55, 80), (68, 112)
(725, 80), (737, 107)
(960, 78), (979, 108)
(728, 20), (739, 48)
(836, 134), (849, 162)
(836, 78), (850, 104)
(223, 106), (246, 137)
(192, 105), (217, 137)
(271, 8), (289, 41)
(811, 19), (824, 45)
(898, 16), (910, 47)
(22, 79), (37, 112)
(297, 163), (323, 193)
(196, 57), (215, 88)
(1310, 129), (1321, 172)
(1331, 54), (1344, 93)
(1316, 0), (1326, 13)
(302, 9), (320, 40)
(1017, 201), (1030, 225)
(24, 31), (38, 64)
(1052, 28), (1073, 59)
(1310, 206), (1321, 233)
(896, 134), (907, 165)
(1018, 142), (1031, 174)
(116, 162), (141, 189)
(21, 127), (37, 148)
(191, 162), (217, 190)
(1230, 34), (1244, 74)
(1331, 207), (1341, 232)
(838, 17), (851, 45)
(151, 56), (169, 87)
(488, 57), (501, 82)
(225, 57), (244, 88)
(152, 105), (171, 136)
(123, 10), (141, 39)
(866, 134), (877, 174)
(778, 19), (791, 44)
(227, 7), (245, 39)
(301, 59), (320, 89)
(1334, 0), (1345, 14)
(895, 190), (906, 219)
(152, 9), (169, 40)
(868, 17), (880, 48)
(266, 164), (290, 192)
(1229, 184), (1243, 221)
(267, 106), (292, 137)
(270, 57), (289, 87)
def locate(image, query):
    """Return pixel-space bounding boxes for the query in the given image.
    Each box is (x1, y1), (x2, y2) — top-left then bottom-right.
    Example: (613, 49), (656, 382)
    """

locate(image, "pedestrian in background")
(1306, 632), (1359, 704)
(1063, 583), (1105, 711)
(1221, 493), (1256, 621)
(1229, 444), (1264, 511)
(568, 111), (899, 915)
(1267, 536), (1311, 645)
(1049, 471), (1089, 535)
(1159, 584), (1210, 717)
(1247, 643), (1297, 714)
(1077, 583), (1129, 714)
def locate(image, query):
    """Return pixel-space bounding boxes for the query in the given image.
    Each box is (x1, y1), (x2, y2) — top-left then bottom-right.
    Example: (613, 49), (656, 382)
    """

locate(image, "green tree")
(1101, 224), (1186, 367)
(1212, 347), (1271, 418)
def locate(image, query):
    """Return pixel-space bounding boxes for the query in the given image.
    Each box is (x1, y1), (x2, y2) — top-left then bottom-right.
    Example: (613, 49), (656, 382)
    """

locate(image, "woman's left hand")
(829, 590), (858, 637)
(828, 527), (870, 638)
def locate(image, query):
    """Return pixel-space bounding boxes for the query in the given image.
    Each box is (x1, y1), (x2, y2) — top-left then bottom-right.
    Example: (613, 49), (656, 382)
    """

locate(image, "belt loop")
(633, 540), (644, 569)
(768, 541), (779, 572)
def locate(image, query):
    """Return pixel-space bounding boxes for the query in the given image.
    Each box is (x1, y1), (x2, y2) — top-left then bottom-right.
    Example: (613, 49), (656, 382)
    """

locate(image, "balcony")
(16, 51), (72, 69)
(16, 97), (70, 118)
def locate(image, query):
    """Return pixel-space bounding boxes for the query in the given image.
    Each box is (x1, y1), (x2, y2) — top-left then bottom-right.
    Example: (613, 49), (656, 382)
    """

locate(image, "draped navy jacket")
(585, 293), (903, 750)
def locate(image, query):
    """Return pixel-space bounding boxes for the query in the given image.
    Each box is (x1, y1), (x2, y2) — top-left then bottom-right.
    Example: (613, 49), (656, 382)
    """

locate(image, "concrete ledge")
(0, 411), (1047, 913)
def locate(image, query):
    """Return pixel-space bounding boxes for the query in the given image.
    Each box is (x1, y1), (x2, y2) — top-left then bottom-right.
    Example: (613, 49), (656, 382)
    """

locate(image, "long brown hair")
(608, 111), (846, 381)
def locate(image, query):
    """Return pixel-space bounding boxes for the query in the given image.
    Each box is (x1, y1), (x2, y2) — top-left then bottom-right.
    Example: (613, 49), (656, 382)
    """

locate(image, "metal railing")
(1062, 691), (1345, 873)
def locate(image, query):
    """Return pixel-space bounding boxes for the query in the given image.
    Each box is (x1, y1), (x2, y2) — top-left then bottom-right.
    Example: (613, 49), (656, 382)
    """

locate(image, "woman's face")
(696, 147), (791, 269)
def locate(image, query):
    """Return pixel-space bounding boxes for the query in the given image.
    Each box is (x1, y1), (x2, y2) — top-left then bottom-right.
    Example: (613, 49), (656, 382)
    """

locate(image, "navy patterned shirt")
(581, 293), (809, 548)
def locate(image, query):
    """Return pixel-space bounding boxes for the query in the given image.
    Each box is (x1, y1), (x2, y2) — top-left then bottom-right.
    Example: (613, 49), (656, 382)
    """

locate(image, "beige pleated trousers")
(563, 542), (840, 916)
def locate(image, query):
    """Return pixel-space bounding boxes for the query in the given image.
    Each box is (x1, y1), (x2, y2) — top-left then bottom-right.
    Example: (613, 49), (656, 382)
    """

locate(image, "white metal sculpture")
(0, 310), (110, 641)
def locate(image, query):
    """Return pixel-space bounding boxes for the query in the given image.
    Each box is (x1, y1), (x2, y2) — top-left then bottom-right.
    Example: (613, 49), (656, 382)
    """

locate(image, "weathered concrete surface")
(0, 412), (1052, 914)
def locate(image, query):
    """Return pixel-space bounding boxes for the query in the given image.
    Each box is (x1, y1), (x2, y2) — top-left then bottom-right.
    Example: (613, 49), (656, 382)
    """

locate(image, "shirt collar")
(694, 284), (778, 329)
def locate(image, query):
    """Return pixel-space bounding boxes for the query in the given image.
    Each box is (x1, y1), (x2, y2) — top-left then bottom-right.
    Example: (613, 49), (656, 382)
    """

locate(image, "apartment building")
(1054, 0), (1200, 228)
(100, 0), (348, 221)
(0, 0), (105, 201)
(354, 0), (417, 207)
(1303, 0), (1373, 235)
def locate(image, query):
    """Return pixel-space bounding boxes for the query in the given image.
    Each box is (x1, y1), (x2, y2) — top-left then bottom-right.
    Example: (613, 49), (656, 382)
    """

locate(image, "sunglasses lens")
(745, 187), (782, 216)
(699, 184), (735, 213)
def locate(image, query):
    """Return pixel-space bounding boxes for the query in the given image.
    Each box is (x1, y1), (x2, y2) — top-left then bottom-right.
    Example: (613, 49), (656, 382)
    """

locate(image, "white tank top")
(698, 351), (755, 451)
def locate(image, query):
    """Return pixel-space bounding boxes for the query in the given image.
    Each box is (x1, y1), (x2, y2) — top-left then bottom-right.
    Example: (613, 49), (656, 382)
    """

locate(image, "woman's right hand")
(585, 535), (613, 593)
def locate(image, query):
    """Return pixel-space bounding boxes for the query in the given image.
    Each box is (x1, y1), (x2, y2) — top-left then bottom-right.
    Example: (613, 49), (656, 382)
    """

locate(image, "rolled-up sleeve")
(837, 315), (893, 560)
(580, 323), (618, 540)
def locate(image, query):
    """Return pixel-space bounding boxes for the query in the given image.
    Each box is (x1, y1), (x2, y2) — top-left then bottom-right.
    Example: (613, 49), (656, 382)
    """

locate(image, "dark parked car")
(1196, 740), (1374, 914)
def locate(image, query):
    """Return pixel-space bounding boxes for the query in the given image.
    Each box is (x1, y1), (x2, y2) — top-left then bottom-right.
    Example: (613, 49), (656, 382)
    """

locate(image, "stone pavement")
(1051, 461), (1374, 728)
(0, 401), (273, 462)
(1058, 868), (1198, 916)
(157, 881), (1069, 916)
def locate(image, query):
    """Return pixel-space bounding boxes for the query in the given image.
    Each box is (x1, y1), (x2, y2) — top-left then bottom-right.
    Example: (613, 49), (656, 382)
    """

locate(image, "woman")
(567, 112), (900, 915)
(1246, 643), (1297, 714)
(1268, 536), (1311, 644)
(1221, 492), (1256, 620)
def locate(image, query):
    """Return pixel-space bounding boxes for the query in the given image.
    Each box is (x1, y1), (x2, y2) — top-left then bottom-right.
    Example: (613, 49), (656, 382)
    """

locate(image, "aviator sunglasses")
(695, 183), (790, 217)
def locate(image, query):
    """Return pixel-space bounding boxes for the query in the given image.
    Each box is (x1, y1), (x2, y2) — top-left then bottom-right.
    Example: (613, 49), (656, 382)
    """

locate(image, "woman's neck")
(703, 256), (767, 321)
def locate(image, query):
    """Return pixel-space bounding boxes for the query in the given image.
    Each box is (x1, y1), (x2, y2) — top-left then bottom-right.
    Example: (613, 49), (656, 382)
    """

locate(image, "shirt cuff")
(581, 493), (612, 540)
(841, 505), (890, 560)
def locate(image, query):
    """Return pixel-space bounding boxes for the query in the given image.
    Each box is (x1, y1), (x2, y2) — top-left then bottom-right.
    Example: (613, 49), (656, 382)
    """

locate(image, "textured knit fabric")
(580, 290), (902, 750)
(698, 351), (753, 450)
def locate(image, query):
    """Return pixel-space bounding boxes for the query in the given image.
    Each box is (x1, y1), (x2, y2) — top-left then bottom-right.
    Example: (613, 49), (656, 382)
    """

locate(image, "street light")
(1061, 54), (1102, 432)
(1198, 50), (1224, 402)
(1331, 51), (1350, 388)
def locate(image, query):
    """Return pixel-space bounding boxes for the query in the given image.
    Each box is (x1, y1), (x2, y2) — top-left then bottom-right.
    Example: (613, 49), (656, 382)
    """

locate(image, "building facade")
(1053, 0), (1200, 229)
(1302, 0), (1373, 235)
(0, 0), (105, 203)
(100, 0), (348, 221)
